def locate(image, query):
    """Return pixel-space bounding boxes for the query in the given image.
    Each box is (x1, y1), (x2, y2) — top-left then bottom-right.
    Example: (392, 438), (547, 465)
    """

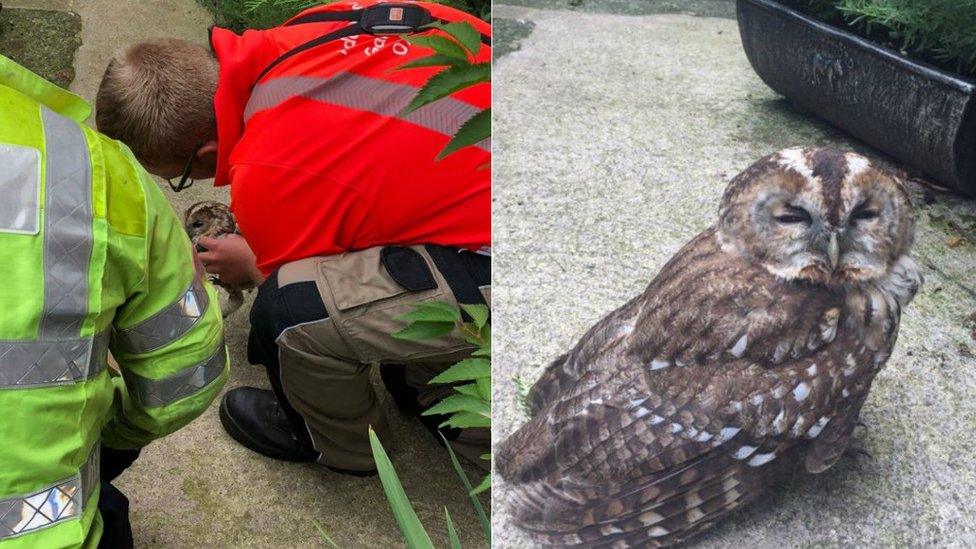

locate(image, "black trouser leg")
(98, 446), (140, 549)
(247, 271), (323, 453)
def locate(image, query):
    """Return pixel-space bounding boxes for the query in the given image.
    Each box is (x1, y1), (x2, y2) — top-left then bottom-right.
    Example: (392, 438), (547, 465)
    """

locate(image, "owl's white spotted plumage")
(184, 201), (249, 318)
(497, 148), (922, 548)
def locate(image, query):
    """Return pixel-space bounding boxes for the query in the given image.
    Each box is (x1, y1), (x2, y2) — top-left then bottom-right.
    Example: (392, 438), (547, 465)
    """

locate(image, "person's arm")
(101, 163), (228, 449)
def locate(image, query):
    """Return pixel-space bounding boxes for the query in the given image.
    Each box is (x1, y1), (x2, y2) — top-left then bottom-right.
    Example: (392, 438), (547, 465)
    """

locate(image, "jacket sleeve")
(101, 161), (228, 449)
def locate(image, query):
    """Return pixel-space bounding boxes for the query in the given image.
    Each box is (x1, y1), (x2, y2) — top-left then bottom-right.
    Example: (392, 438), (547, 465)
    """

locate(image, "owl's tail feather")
(526, 353), (570, 416)
(496, 412), (557, 482)
(508, 451), (765, 548)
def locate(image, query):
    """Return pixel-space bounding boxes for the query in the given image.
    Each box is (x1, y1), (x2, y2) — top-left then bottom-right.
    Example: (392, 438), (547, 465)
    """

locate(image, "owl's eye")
(850, 204), (878, 222)
(774, 206), (812, 225)
(192, 220), (205, 229)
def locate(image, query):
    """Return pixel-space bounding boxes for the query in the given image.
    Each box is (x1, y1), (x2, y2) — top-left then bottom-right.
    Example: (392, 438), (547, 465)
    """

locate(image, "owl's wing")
(498, 229), (872, 547)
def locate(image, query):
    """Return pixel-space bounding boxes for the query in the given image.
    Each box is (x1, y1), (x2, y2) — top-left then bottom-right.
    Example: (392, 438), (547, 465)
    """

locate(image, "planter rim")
(739, 0), (976, 94)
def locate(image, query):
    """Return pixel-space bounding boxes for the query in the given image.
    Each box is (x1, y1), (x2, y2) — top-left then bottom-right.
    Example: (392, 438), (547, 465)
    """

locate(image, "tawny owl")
(497, 147), (922, 548)
(184, 201), (249, 317)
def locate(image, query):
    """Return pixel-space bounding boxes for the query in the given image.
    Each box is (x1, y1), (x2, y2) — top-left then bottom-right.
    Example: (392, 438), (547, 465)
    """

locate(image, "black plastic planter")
(737, 0), (976, 197)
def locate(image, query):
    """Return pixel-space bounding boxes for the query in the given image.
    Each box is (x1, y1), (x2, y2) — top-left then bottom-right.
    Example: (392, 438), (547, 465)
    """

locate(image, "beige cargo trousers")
(247, 245), (490, 472)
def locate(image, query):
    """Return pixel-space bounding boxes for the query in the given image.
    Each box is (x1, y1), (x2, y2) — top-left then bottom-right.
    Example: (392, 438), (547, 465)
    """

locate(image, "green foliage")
(400, 22), (491, 160)
(782, 0), (976, 77)
(383, 301), (492, 546)
(199, 0), (489, 33)
(513, 375), (532, 416)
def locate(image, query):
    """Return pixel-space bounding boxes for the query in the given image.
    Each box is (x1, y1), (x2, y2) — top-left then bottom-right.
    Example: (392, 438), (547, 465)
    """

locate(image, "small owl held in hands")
(184, 201), (248, 318)
(497, 148), (922, 548)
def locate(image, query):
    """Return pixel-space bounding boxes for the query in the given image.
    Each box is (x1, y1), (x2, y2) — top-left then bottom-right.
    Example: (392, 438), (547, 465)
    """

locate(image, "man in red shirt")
(96, 1), (490, 475)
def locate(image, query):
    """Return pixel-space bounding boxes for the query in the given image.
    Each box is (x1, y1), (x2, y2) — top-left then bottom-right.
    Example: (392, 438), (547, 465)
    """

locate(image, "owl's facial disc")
(719, 148), (914, 287)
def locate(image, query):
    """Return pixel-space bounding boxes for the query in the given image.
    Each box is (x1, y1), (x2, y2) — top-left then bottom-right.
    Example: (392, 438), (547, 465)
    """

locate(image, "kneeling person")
(0, 57), (227, 548)
(96, 1), (491, 475)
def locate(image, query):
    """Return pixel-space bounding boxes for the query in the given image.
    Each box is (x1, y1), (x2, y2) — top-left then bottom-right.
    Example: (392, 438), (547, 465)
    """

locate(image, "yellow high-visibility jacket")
(0, 56), (228, 548)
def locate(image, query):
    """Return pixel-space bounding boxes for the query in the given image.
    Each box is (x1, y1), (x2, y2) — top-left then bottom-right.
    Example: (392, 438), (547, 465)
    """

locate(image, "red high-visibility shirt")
(210, 1), (491, 275)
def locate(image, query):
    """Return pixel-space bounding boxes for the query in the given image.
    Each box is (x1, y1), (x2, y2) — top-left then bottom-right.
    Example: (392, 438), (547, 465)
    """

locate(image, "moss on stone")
(0, 8), (82, 88)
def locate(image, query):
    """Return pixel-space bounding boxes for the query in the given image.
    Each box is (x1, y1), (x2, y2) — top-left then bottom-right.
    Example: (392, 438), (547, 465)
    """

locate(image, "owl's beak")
(827, 232), (840, 270)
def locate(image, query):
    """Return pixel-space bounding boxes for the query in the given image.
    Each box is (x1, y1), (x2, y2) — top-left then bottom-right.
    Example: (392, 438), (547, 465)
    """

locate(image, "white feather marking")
(791, 415), (807, 437)
(687, 508), (706, 522)
(650, 415), (665, 425)
(732, 445), (757, 459)
(648, 527), (669, 538)
(671, 423), (684, 434)
(750, 394), (764, 406)
(806, 363), (818, 376)
(730, 334), (748, 358)
(806, 416), (831, 439)
(778, 147), (815, 182)
(772, 409), (787, 434)
(695, 431), (714, 442)
(685, 426), (699, 438)
(793, 382), (811, 402)
(748, 452), (776, 467)
(611, 541), (629, 549)
(842, 388), (851, 398)
(771, 385), (788, 399)
(713, 426), (741, 446)
(639, 511), (664, 525)
(844, 153), (871, 181)
(601, 525), (624, 535)
(634, 407), (652, 419)
(650, 359), (671, 371)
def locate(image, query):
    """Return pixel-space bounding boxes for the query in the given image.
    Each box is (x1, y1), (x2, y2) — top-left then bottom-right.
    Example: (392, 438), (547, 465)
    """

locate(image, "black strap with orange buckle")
(253, 3), (489, 86)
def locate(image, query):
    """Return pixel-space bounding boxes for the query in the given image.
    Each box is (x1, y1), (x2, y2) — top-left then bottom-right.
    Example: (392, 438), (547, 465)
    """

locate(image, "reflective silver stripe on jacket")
(244, 72), (491, 152)
(0, 331), (109, 388)
(0, 446), (99, 540)
(0, 107), (101, 389)
(39, 107), (93, 339)
(127, 341), (226, 407)
(112, 276), (209, 354)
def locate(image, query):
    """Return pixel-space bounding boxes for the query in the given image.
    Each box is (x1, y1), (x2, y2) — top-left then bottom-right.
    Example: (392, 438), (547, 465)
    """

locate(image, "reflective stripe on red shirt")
(210, 1), (491, 275)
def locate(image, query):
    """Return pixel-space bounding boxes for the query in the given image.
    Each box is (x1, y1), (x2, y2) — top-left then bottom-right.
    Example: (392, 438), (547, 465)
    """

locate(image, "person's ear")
(197, 138), (219, 159)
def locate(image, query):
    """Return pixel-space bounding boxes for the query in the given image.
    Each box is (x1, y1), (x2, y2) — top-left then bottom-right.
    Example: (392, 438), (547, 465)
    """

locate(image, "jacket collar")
(0, 55), (92, 122)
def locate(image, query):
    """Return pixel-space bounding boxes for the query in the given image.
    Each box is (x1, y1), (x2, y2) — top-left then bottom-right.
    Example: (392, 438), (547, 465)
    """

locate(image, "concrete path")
(493, 2), (976, 547)
(7, 1), (486, 546)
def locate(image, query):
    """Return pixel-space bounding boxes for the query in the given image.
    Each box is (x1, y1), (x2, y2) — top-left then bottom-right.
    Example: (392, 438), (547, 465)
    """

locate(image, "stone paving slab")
(492, 4), (976, 547)
(7, 1), (486, 547)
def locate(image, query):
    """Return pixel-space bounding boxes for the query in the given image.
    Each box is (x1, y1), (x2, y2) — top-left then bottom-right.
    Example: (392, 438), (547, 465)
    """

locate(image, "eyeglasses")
(168, 139), (208, 192)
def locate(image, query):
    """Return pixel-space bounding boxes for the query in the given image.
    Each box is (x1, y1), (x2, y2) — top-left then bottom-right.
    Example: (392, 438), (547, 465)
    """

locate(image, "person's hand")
(196, 234), (265, 286)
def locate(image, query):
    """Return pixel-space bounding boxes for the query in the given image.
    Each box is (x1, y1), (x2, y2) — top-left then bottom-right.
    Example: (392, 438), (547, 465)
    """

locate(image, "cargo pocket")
(317, 246), (473, 364)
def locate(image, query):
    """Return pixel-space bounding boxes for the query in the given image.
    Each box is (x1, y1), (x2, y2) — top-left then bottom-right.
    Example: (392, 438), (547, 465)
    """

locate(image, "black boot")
(219, 387), (318, 462)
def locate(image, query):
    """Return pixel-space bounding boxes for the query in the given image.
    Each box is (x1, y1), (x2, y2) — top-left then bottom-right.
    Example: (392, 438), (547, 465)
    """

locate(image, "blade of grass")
(369, 428), (435, 549)
(445, 508), (463, 549)
(440, 433), (490, 544)
(313, 521), (341, 549)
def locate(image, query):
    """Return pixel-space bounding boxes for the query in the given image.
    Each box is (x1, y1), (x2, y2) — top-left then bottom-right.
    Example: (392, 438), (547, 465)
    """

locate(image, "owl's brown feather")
(183, 201), (249, 317)
(498, 148), (922, 547)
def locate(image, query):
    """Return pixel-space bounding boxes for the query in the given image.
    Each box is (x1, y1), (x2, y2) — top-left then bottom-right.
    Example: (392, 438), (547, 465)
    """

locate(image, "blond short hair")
(96, 38), (218, 167)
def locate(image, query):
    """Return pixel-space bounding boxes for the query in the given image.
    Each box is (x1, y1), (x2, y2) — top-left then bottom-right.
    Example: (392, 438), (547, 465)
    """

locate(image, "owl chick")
(497, 148), (922, 548)
(184, 201), (248, 318)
